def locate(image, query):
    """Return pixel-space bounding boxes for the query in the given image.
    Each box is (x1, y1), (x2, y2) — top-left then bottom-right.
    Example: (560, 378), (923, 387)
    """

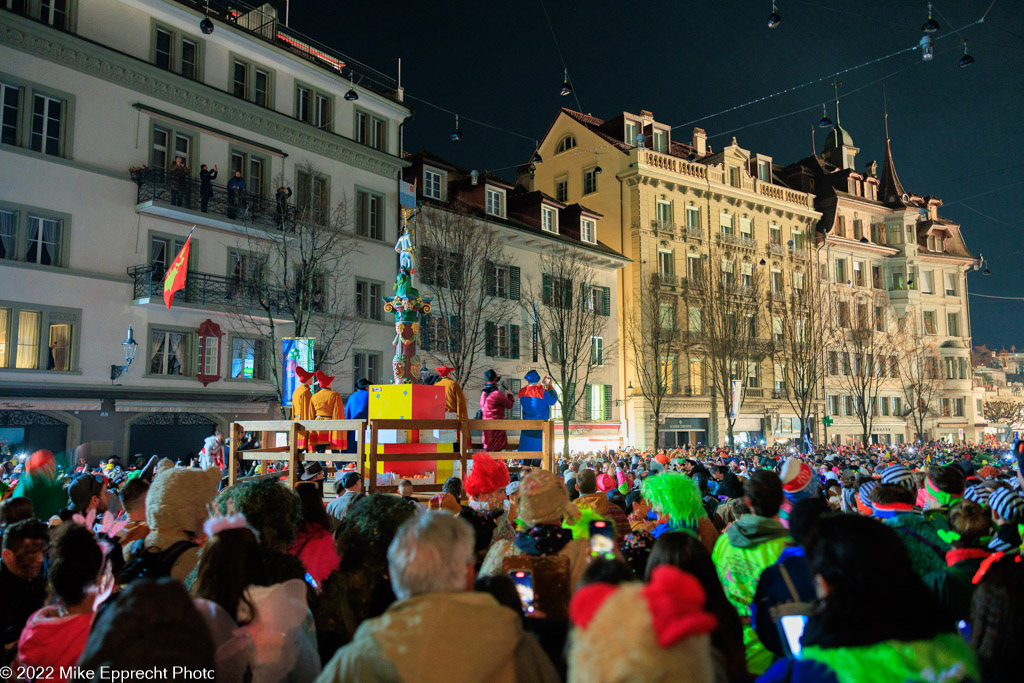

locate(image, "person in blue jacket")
(343, 377), (370, 453)
(517, 370), (557, 466)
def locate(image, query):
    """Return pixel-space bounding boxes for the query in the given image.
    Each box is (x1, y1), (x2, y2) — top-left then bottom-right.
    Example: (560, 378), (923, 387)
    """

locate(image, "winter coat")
(169, 163), (189, 190)
(0, 563), (47, 657)
(480, 385), (515, 451)
(12, 471), (65, 522)
(751, 545), (816, 658)
(517, 384), (557, 452)
(481, 534), (592, 593)
(17, 607), (92, 681)
(199, 167), (217, 193)
(316, 592), (558, 683)
(712, 514), (791, 675)
(883, 509), (952, 579)
(923, 547), (991, 625)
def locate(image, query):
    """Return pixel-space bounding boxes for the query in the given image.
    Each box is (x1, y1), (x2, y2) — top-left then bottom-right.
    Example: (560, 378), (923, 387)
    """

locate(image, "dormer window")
(757, 160), (771, 182)
(542, 206), (558, 234)
(652, 129), (667, 153)
(423, 167), (446, 200)
(581, 217), (596, 244)
(485, 187), (506, 218)
(556, 135), (577, 154)
(625, 121), (637, 145)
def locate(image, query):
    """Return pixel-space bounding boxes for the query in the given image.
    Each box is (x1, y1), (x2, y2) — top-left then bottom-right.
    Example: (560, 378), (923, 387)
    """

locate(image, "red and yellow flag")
(163, 234), (192, 310)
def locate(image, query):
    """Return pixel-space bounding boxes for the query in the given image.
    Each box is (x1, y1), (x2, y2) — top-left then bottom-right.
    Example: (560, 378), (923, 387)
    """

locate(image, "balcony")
(745, 387), (765, 398)
(720, 232), (757, 250)
(652, 272), (678, 288)
(768, 242), (786, 257)
(652, 220), (677, 236)
(165, 0), (400, 101)
(789, 245), (809, 260)
(685, 224), (704, 240)
(128, 261), (296, 316)
(772, 388), (788, 399)
(132, 167), (304, 235)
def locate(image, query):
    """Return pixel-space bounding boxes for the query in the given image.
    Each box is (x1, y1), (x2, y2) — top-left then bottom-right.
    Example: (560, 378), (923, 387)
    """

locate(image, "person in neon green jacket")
(712, 469), (791, 675)
(759, 515), (978, 683)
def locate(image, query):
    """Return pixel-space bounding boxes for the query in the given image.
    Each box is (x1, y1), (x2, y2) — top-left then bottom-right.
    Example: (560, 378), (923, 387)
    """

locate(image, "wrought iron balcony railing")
(128, 261), (297, 315)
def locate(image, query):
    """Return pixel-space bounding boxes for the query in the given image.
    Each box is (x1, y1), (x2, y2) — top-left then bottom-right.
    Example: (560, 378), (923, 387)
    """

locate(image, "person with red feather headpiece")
(459, 452), (514, 565)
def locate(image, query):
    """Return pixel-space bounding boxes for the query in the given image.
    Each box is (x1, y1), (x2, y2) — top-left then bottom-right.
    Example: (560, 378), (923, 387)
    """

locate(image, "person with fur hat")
(128, 459), (221, 582)
(292, 365), (315, 452)
(312, 370), (345, 451)
(568, 565), (718, 683)
(11, 450), (64, 522)
(778, 457), (818, 528)
(435, 366), (468, 421)
(480, 369), (515, 452)
(460, 452), (513, 563)
(480, 469), (591, 591)
(518, 370), (558, 466)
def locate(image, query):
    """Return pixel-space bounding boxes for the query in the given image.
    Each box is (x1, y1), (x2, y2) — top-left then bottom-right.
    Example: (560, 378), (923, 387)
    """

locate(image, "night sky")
(289, 0), (1024, 350)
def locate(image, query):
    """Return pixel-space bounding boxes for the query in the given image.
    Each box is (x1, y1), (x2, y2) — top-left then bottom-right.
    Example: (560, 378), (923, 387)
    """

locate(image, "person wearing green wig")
(639, 472), (720, 552)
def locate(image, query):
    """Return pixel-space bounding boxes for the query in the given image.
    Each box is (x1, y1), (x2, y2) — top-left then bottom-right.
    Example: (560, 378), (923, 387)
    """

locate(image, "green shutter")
(485, 261), (496, 296)
(485, 321), (496, 357)
(448, 315), (460, 354)
(542, 274), (552, 306)
(510, 266), (521, 301)
(420, 247), (436, 285)
(601, 286), (611, 316)
(509, 324), (520, 359)
(563, 279), (573, 309)
(510, 379), (522, 418)
(449, 252), (463, 289)
(585, 385), (592, 420)
(603, 384), (613, 421)
(421, 314), (432, 351)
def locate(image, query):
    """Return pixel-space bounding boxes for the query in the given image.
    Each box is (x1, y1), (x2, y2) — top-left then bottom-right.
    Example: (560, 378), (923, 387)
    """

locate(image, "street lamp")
(110, 325), (138, 382)
(615, 381), (634, 406)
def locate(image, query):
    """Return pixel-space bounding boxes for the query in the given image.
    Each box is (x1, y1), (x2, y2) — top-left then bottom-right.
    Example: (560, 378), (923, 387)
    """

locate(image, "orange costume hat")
(436, 366), (456, 378)
(294, 365), (314, 383)
(314, 370), (335, 389)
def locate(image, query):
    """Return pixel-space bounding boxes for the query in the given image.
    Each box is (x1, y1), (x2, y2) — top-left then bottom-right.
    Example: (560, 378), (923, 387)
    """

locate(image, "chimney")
(693, 127), (707, 157)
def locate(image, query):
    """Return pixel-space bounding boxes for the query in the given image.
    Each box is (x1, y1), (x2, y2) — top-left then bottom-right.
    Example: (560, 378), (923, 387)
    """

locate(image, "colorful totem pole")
(383, 191), (431, 383)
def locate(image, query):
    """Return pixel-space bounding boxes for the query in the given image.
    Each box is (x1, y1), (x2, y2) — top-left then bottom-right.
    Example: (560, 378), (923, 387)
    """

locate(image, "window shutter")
(420, 247), (436, 285)
(355, 192), (365, 235)
(485, 321), (496, 357)
(420, 314), (432, 351)
(585, 385), (592, 420)
(563, 279), (573, 309)
(449, 253), (463, 290)
(448, 315), (460, 354)
(509, 324), (520, 359)
(601, 286), (611, 316)
(510, 379), (522, 418)
(542, 274), (552, 306)
(603, 385), (613, 421)
(566, 382), (576, 420)
(510, 266), (521, 301)
(485, 261), (496, 296)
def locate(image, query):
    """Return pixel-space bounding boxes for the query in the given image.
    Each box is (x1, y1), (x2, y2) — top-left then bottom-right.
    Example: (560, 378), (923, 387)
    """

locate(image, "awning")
(0, 398), (102, 411)
(734, 417), (763, 431)
(115, 400), (271, 415)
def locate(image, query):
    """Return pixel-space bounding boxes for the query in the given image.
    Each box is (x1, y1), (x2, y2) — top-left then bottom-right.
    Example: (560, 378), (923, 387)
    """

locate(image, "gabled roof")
(557, 108), (632, 153)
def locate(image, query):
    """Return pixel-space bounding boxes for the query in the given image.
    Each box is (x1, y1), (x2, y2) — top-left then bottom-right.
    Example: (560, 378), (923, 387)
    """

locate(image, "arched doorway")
(128, 412), (218, 465)
(0, 410), (70, 459)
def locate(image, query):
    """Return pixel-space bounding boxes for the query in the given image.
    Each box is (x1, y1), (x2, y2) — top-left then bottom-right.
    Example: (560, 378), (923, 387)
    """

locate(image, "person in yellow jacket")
(312, 370), (345, 451)
(291, 365), (315, 451)
(435, 366), (468, 420)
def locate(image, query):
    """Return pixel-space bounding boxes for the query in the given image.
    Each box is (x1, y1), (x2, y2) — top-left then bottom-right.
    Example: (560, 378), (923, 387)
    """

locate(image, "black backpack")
(120, 539), (195, 583)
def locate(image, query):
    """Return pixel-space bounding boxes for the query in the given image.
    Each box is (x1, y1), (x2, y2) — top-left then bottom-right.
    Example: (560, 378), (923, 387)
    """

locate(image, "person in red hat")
(435, 366), (468, 421)
(312, 370), (345, 451)
(461, 453), (513, 564)
(292, 366), (315, 451)
(12, 450), (65, 522)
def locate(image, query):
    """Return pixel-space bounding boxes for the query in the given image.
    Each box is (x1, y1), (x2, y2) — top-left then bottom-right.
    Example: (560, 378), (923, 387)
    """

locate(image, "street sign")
(822, 416), (834, 427)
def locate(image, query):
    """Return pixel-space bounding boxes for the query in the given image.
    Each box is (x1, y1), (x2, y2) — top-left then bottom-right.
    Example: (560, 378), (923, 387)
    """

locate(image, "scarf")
(514, 525), (574, 556)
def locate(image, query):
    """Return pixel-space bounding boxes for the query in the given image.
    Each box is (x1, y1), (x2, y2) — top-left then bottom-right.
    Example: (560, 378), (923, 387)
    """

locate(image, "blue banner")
(281, 338), (315, 407)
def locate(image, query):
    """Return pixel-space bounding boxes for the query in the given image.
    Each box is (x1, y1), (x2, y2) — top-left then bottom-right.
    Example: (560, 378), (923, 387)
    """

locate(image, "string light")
(922, 2), (940, 33)
(959, 40), (975, 67)
(344, 74), (359, 101)
(449, 115), (462, 142)
(768, 1), (782, 28)
(560, 69), (573, 97)
(818, 103), (833, 128)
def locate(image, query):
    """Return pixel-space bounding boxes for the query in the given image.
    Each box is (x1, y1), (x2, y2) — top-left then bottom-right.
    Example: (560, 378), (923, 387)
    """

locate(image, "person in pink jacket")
(480, 369), (515, 452)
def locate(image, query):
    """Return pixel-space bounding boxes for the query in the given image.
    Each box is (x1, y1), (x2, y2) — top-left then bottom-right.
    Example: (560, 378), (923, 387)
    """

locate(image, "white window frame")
(485, 186), (506, 218)
(685, 206), (701, 230)
(591, 336), (604, 366)
(541, 205), (558, 234)
(423, 167), (446, 200)
(581, 217), (596, 244)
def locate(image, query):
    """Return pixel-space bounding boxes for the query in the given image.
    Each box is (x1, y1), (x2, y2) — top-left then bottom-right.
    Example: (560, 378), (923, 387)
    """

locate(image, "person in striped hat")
(856, 480), (878, 517)
(870, 482), (917, 520)
(779, 457), (817, 528)
(963, 482), (997, 509)
(987, 486), (1024, 552)
(880, 464), (917, 494)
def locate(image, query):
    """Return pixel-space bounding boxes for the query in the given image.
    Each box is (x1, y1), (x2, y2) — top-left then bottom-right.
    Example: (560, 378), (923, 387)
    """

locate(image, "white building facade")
(0, 0), (409, 462)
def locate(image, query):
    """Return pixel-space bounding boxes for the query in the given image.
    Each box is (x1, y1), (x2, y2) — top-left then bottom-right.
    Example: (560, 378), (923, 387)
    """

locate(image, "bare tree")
(679, 255), (767, 447)
(765, 270), (827, 452)
(229, 161), (362, 415)
(824, 290), (903, 446)
(984, 400), (1024, 427)
(416, 203), (519, 389)
(896, 322), (943, 441)
(625, 273), (684, 449)
(525, 244), (615, 457)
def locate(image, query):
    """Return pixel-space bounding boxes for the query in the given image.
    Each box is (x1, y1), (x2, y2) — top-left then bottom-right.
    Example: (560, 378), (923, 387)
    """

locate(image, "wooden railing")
(227, 419), (366, 487)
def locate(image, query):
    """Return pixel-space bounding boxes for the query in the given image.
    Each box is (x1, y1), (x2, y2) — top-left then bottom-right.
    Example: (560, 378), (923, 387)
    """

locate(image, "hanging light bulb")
(983, 267), (991, 275)
(920, 34), (934, 61)
(921, 2), (940, 33)
(560, 69), (572, 97)
(768, 1), (781, 28)
(594, 165), (603, 175)
(530, 151), (543, 164)
(200, 0), (214, 33)
(344, 75), (359, 101)
(959, 40), (975, 68)
(450, 115), (462, 142)
(819, 103), (833, 128)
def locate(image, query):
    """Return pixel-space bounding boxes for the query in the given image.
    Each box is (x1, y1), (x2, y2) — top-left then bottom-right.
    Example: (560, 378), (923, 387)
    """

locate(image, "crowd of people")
(0, 437), (1022, 682)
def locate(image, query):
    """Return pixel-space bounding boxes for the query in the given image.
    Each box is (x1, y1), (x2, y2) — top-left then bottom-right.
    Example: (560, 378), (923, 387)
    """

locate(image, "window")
(944, 357), (956, 380)
(583, 167), (598, 195)
(652, 130), (667, 153)
(828, 395), (839, 415)
(1, 82), (19, 146)
(728, 166), (740, 187)
(838, 301), (850, 328)
(944, 273), (958, 297)
(747, 360), (759, 388)
(585, 384), (612, 421)
(485, 322), (519, 359)
(423, 168), (444, 200)
(150, 124), (193, 170)
(542, 206), (558, 233)
(156, 28), (173, 71)
(659, 302), (675, 330)
(827, 352), (838, 375)
(542, 275), (572, 309)
(581, 218), (596, 244)
(656, 200), (673, 230)
(958, 357), (968, 380)
(757, 160), (770, 181)
(315, 93), (331, 131)
(840, 352), (850, 375)
(853, 219), (864, 241)
(856, 303), (868, 329)
(355, 190), (383, 240)
(941, 399), (952, 417)
(721, 258), (734, 288)
(229, 337), (266, 380)
(947, 312), (960, 337)
(655, 251), (673, 277)
(355, 279), (383, 321)
(355, 110), (388, 152)
(770, 270), (783, 292)
(976, 398), (983, 414)
(853, 261), (864, 287)
(688, 306), (702, 334)
(30, 94), (63, 157)
(555, 176), (568, 203)
(254, 68), (270, 107)
(923, 311), (937, 335)
(687, 255), (703, 284)
(152, 24), (201, 80)
(485, 187), (505, 217)
(953, 398), (965, 417)
(720, 213), (733, 236)
(149, 328), (191, 376)
(920, 270), (935, 294)
(662, 355), (678, 394)
(491, 264), (511, 299)
(835, 258), (847, 284)
(24, 215), (63, 266)
(793, 271), (804, 290)
(689, 358), (703, 394)
(625, 122), (637, 146)
(740, 218), (753, 240)
(296, 83), (332, 130)
(772, 316), (783, 343)
(296, 85), (310, 122)
(421, 248), (462, 289)
(296, 170), (329, 225)
(353, 351), (381, 388)
(874, 306), (885, 332)
(685, 206), (700, 230)
(893, 397), (903, 416)
(555, 135), (577, 154)
(590, 336), (604, 366)
(230, 148), (267, 199)
(0, 302), (78, 371)
(741, 262), (753, 288)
